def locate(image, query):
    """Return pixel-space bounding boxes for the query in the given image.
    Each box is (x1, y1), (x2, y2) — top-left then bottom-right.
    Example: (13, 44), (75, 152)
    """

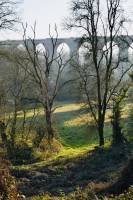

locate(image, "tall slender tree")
(66, 0), (133, 146)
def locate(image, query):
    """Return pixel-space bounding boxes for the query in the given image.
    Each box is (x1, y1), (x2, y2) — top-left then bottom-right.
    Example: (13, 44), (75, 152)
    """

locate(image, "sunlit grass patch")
(12, 143), (97, 171)
(64, 113), (92, 127)
(15, 103), (83, 120)
(9, 101), (132, 168)
(54, 103), (83, 113)
(14, 102), (113, 149)
(17, 107), (44, 119)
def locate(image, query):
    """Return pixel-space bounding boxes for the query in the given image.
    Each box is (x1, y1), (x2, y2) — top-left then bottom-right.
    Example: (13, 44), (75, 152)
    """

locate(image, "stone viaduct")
(1, 35), (133, 62)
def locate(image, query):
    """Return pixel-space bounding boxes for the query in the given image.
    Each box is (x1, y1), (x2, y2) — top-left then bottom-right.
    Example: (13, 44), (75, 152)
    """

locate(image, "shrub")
(33, 138), (62, 161)
(109, 185), (133, 199)
(126, 105), (133, 137)
(0, 153), (19, 200)
(28, 186), (104, 200)
(8, 142), (38, 165)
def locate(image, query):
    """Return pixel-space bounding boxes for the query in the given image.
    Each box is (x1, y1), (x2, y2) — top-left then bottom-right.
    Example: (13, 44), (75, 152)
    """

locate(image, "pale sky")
(1, 0), (75, 40)
(1, 0), (133, 40)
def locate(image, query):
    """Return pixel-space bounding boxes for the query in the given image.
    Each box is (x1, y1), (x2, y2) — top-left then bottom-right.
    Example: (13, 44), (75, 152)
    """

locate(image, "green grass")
(10, 102), (133, 200)
(16, 102), (112, 148)
(12, 102), (113, 170)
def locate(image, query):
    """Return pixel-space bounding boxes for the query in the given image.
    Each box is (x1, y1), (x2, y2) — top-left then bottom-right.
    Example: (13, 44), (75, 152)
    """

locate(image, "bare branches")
(19, 24), (73, 140)
(0, 0), (20, 31)
(66, 0), (132, 146)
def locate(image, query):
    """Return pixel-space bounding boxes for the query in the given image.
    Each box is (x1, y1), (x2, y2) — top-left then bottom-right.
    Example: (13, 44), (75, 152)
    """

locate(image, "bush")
(28, 186), (104, 200)
(0, 153), (19, 199)
(8, 142), (37, 165)
(127, 105), (133, 137)
(33, 138), (62, 161)
(109, 185), (133, 199)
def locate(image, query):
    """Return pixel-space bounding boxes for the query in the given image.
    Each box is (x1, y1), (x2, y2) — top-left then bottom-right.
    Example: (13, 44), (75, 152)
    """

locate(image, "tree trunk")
(0, 121), (8, 149)
(45, 108), (54, 142)
(98, 121), (104, 146)
(22, 109), (26, 140)
(10, 122), (16, 149)
(10, 101), (17, 148)
(112, 122), (123, 145)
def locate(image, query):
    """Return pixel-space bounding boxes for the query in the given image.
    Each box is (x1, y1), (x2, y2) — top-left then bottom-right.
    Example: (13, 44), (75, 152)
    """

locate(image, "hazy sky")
(1, 0), (74, 40)
(1, 0), (133, 40)
(23, 0), (74, 38)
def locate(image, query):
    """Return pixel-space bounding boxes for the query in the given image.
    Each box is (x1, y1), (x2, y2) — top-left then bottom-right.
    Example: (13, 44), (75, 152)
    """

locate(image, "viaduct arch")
(1, 35), (133, 62)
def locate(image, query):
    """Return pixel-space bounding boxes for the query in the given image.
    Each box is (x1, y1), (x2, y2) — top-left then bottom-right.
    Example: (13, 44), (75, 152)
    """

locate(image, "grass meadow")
(6, 101), (132, 199)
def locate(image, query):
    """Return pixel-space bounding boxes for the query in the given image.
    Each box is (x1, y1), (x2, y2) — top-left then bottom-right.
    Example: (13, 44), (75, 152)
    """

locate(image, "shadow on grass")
(12, 144), (132, 197)
(12, 101), (130, 150)
(14, 106), (114, 157)
(57, 124), (98, 148)
(54, 109), (112, 148)
(16, 107), (100, 148)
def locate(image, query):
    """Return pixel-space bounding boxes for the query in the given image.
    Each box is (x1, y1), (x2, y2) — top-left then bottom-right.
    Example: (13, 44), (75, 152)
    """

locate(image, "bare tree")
(8, 61), (28, 148)
(0, 47), (29, 150)
(18, 24), (72, 142)
(0, 0), (20, 149)
(0, 80), (9, 149)
(66, 0), (133, 146)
